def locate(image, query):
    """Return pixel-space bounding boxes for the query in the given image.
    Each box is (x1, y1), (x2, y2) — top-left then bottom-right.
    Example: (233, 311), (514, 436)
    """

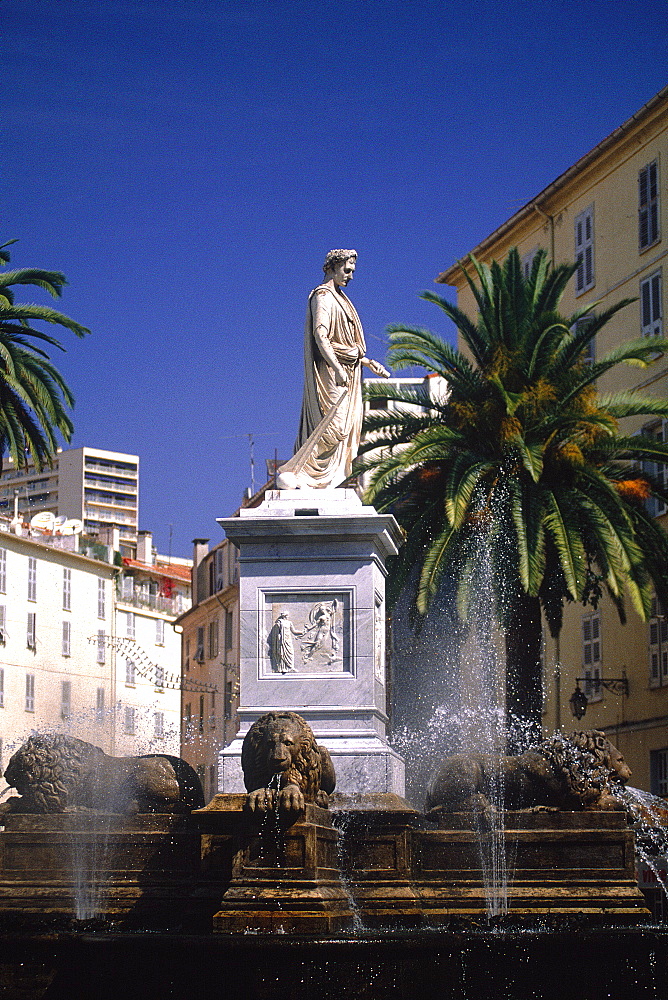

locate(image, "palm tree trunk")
(504, 591), (543, 751)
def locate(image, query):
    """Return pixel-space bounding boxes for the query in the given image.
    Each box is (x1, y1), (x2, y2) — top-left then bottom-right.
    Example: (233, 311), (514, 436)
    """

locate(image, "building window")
(224, 609), (233, 651)
(575, 205), (594, 294)
(155, 665), (164, 689)
(225, 678), (233, 721)
(62, 620), (71, 657)
(195, 626), (205, 663)
(121, 574), (133, 600)
(61, 680), (71, 719)
(649, 596), (668, 688)
(521, 247), (540, 279)
(26, 612), (36, 651)
(25, 673), (35, 712)
(125, 658), (136, 686)
(124, 706), (136, 735)
(27, 557), (37, 602)
(63, 568), (71, 611)
(208, 618), (219, 659)
(651, 749), (668, 796)
(96, 687), (105, 724)
(0, 548), (6, 594)
(184, 638), (190, 673)
(154, 711), (164, 738)
(639, 160), (660, 251)
(126, 611), (135, 639)
(97, 630), (106, 664)
(199, 695), (205, 733)
(155, 617), (164, 645)
(215, 547), (225, 591)
(582, 612), (602, 701)
(97, 578), (106, 619)
(0, 604), (6, 644)
(573, 316), (596, 365)
(642, 420), (667, 518)
(641, 270), (663, 338)
(0, 668), (4, 709)
(184, 702), (192, 736)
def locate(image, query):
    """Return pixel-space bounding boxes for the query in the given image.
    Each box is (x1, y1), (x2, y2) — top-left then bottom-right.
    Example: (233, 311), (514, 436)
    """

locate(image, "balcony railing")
(84, 462), (138, 479)
(117, 589), (191, 616)
(85, 508), (137, 524)
(84, 477), (138, 495)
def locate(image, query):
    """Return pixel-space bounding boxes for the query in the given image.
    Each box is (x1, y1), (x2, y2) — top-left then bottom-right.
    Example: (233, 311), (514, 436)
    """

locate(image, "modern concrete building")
(437, 86), (668, 791)
(1, 446), (139, 557)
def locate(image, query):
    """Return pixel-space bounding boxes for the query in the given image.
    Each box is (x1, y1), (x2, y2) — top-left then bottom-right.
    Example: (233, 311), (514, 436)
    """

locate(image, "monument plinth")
(218, 488), (405, 795)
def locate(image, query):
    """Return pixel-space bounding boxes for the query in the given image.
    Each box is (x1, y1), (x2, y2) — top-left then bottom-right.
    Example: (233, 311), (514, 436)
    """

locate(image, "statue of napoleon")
(277, 249), (390, 490)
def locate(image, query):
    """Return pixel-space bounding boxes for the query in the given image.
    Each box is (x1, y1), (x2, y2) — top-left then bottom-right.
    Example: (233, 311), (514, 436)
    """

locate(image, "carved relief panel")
(262, 590), (352, 676)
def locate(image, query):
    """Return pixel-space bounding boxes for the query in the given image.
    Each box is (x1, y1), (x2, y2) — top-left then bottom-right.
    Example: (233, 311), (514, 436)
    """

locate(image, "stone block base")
(331, 793), (425, 927)
(413, 810), (649, 922)
(0, 812), (204, 927)
(196, 795), (355, 934)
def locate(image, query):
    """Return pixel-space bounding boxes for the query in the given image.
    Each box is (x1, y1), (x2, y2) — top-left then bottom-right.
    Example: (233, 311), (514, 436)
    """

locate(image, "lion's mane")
(426, 729), (630, 815)
(4, 735), (105, 812)
(241, 711), (335, 803)
(3, 734), (205, 814)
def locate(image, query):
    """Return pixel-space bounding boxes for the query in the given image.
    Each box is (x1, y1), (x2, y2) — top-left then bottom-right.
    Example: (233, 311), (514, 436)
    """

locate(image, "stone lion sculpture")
(2, 734), (205, 815)
(425, 730), (631, 817)
(241, 711), (336, 816)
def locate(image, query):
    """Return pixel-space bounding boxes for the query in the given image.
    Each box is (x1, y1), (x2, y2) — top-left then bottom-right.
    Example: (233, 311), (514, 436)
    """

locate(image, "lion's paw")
(247, 788), (276, 812)
(278, 784), (305, 814)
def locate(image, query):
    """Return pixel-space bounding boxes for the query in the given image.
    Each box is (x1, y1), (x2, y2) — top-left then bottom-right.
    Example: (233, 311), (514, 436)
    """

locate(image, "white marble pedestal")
(217, 489), (405, 795)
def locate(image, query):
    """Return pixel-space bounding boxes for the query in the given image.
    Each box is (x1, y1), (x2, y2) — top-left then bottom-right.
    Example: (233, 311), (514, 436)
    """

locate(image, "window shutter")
(639, 161), (660, 250)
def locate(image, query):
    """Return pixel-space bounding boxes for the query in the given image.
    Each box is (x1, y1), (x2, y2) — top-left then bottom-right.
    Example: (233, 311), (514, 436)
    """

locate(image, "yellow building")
(437, 86), (667, 791)
(176, 536), (239, 803)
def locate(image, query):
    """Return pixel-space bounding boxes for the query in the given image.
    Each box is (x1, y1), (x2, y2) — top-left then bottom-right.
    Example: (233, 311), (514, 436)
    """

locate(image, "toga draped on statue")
(289, 283), (366, 489)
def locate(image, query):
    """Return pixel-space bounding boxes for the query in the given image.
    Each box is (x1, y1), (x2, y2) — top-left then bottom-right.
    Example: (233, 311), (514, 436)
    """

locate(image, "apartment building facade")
(0, 522), (117, 770)
(437, 86), (668, 790)
(176, 537), (239, 802)
(0, 520), (190, 785)
(112, 530), (192, 757)
(1, 446), (139, 557)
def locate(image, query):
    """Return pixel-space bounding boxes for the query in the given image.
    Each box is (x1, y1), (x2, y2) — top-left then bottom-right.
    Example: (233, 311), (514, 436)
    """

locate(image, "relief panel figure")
(264, 593), (349, 675)
(267, 612), (304, 674)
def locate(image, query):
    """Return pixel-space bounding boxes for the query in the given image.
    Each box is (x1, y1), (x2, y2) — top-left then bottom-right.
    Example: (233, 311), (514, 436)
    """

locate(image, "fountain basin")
(0, 811), (206, 929)
(2, 927), (668, 999)
(417, 810), (648, 922)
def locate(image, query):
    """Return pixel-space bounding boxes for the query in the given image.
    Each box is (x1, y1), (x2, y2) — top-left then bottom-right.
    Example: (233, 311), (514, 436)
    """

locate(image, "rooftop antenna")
(248, 433), (255, 496)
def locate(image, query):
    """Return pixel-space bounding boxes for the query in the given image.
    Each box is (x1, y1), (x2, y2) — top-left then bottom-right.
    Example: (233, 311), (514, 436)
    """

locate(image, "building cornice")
(436, 85), (668, 286)
(0, 527), (116, 574)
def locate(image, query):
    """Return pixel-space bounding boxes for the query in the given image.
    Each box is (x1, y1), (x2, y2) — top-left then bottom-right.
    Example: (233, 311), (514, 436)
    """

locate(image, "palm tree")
(0, 240), (89, 472)
(359, 248), (668, 746)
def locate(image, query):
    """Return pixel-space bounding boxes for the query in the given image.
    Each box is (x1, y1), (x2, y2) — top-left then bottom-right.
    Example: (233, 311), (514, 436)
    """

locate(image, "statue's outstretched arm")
(362, 357), (390, 378)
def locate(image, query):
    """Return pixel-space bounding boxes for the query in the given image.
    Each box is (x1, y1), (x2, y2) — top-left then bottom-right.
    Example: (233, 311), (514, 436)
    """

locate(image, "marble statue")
(277, 250), (389, 489)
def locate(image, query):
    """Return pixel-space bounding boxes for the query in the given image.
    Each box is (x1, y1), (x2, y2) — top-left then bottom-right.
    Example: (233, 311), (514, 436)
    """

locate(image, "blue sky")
(4, 0), (666, 556)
